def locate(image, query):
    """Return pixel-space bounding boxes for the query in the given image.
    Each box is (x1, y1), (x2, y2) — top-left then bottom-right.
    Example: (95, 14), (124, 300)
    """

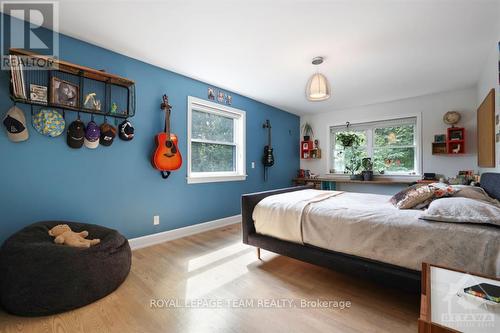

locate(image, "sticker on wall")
(208, 87), (232, 105)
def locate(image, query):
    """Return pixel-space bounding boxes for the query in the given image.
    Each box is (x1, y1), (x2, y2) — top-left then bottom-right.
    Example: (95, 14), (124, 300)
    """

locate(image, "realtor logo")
(1, 1), (59, 69)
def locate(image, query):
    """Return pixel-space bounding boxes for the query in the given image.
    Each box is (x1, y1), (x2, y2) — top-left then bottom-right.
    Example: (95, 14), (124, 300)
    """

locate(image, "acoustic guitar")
(152, 94), (182, 179)
(262, 119), (274, 181)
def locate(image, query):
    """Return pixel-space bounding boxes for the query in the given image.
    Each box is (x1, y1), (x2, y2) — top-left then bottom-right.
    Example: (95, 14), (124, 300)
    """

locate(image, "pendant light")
(306, 56), (331, 101)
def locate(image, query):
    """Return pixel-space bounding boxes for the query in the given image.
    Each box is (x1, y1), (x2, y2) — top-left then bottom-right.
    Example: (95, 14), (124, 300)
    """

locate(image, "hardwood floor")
(0, 224), (419, 333)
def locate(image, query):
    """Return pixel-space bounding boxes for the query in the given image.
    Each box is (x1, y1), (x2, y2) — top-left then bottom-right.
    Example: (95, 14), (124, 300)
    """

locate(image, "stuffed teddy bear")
(48, 224), (100, 248)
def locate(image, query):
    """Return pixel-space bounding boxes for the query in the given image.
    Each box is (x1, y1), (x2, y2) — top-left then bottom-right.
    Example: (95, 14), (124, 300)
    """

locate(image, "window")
(187, 96), (246, 184)
(330, 117), (420, 175)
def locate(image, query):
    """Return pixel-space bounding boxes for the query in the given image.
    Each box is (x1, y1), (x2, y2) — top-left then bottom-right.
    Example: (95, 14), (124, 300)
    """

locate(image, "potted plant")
(361, 157), (373, 181)
(346, 155), (362, 180)
(336, 132), (361, 147)
(336, 132), (363, 180)
(301, 123), (314, 141)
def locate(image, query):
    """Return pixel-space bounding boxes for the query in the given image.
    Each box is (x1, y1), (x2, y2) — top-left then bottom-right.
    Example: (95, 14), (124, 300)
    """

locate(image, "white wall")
(300, 87), (478, 194)
(476, 37), (500, 172)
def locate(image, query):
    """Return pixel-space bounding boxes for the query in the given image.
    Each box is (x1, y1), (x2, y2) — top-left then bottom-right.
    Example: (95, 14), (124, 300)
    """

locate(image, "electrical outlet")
(153, 215), (160, 225)
(251, 161), (255, 169)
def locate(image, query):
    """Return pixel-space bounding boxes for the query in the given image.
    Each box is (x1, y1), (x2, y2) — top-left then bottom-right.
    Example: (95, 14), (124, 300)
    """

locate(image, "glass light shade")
(306, 73), (331, 101)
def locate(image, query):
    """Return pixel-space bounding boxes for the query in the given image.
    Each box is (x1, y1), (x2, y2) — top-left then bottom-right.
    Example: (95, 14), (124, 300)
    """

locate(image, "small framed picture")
(496, 133), (500, 143)
(434, 134), (446, 143)
(29, 84), (47, 103)
(208, 87), (215, 101)
(50, 77), (79, 107)
(496, 114), (499, 125)
(217, 90), (224, 103)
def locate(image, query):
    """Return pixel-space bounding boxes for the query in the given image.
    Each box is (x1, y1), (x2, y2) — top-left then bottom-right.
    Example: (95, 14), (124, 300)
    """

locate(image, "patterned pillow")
(429, 183), (459, 198)
(391, 185), (435, 209)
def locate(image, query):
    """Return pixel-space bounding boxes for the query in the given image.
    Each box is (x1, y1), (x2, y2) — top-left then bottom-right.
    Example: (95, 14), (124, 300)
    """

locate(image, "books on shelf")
(9, 55), (27, 100)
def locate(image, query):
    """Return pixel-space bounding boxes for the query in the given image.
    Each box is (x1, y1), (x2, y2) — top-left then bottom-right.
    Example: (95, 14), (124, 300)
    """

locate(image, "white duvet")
(253, 190), (500, 276)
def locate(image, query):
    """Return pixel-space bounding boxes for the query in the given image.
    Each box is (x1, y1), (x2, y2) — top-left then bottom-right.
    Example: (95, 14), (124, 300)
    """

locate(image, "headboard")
(481, 173), (500, 200)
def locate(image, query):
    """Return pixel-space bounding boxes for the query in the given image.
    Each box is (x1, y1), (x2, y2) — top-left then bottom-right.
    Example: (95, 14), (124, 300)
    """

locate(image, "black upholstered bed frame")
(241, 173), (500, 293)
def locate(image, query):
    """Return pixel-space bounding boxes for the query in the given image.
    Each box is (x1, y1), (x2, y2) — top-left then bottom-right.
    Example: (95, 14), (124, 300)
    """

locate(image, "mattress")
(253, 189), (500, 277)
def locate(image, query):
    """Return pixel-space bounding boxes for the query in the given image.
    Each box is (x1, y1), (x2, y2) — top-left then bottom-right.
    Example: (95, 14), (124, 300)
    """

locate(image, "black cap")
(100, 123), (117, 146)
(66, 119), (85, 149)
(3, 115), (25, 134)
(118, 120), (134, 141)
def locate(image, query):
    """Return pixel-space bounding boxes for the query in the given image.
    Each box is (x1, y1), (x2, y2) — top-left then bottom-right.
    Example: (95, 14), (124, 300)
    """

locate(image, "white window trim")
(326, 113), (422, 177)
(187, 96), (246, 184)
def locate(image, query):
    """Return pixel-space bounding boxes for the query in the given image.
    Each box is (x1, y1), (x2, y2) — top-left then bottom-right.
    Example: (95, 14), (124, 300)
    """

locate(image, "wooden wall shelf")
(10, 48), (134, 87)
(301, 140), (321, 159)
(432, 127), (465, 155)
(8, 48), (136, 119)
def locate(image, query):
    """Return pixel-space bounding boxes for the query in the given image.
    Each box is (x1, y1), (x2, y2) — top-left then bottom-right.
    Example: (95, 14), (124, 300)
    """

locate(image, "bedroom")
(0, 1), (499, 332)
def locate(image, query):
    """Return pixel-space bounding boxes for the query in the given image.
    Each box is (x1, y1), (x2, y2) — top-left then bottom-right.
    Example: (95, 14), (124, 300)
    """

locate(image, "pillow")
(453, 186), (500, 206)
(390, 184), (434, 209)
(429, 183), (459, 198)
(390, 183), (458, 209)
(420, 197), (500, 226)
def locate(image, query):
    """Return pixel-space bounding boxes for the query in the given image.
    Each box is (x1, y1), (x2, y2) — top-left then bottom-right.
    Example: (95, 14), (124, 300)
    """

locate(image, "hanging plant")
(336, 132), (361, 148)
(301, 123), (314, 141)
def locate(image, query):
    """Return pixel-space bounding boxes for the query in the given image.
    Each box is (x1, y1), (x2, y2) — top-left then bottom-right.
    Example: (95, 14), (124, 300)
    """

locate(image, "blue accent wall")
(0, 15), (299, 244)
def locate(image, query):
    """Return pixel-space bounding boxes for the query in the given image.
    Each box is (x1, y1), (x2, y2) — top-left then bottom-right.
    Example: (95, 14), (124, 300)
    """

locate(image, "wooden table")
(293, 177), (415, 190)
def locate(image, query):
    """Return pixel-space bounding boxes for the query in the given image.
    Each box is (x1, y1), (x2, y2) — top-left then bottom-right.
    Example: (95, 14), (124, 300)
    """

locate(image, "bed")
(241, 173), (500, 292)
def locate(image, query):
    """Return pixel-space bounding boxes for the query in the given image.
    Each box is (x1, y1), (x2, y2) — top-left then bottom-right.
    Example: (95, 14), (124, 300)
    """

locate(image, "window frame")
(328, 115), (422, 177)
(187, 96), (246, 184)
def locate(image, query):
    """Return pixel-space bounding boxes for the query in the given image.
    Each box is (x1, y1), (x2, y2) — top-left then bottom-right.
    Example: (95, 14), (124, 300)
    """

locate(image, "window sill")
(187, 174), (247, 184)
(326, 173), (421, 180)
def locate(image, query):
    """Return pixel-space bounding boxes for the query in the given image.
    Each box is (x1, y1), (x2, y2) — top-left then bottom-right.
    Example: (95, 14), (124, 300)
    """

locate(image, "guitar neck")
(165, 110), (171, 137)
(268, 126), (272, 147)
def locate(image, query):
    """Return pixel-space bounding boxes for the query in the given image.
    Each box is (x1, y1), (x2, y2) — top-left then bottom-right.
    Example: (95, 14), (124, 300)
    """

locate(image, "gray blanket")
(254, 190), (500, 277)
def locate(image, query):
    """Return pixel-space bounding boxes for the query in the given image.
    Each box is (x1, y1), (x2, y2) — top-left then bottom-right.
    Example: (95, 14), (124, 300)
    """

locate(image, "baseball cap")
(99, 122), (116, 147)
(3, 106), (29, 142)
(67, 119), (85, 149)
(84, 120), (100, 149)
(118, 119), (134, 141)
(32, 109), (65, 137)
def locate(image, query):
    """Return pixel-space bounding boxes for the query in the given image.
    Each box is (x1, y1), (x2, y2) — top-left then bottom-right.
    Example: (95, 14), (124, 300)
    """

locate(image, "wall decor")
(207, 87), (215, 101)
(208, 87), (232, 105)
(443, 111), (461, 126)
(217, 90), (224, 103)
(477, 89), (495, 167)
(83, 92), (101, 110)
(50, 77), (79, 107)
(29, 84), (47, 103)
(434, 134), (446, 143)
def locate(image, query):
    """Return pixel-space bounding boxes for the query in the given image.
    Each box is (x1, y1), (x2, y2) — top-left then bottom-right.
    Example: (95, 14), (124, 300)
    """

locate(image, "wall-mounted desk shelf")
(8, 48), (136, 119)
(293, 177), (415, 190)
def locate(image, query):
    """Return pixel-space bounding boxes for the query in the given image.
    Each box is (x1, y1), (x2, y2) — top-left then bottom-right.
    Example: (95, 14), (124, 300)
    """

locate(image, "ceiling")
(19, 0), (500, 115)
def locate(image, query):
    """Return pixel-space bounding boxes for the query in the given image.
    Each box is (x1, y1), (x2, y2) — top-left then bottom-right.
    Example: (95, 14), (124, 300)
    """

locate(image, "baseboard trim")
(128, 214), (241, 250)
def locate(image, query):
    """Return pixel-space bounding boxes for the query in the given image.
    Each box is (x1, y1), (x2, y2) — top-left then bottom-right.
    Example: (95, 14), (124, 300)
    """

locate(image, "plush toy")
(48, 224), (100, 248)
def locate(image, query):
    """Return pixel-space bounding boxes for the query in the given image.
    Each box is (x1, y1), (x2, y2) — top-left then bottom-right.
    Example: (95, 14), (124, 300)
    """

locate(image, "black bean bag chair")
(0, 221), (131, 316)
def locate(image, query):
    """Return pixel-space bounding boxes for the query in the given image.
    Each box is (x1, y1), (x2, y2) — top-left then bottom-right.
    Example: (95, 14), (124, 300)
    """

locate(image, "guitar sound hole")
(165, 141), (173, 148)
